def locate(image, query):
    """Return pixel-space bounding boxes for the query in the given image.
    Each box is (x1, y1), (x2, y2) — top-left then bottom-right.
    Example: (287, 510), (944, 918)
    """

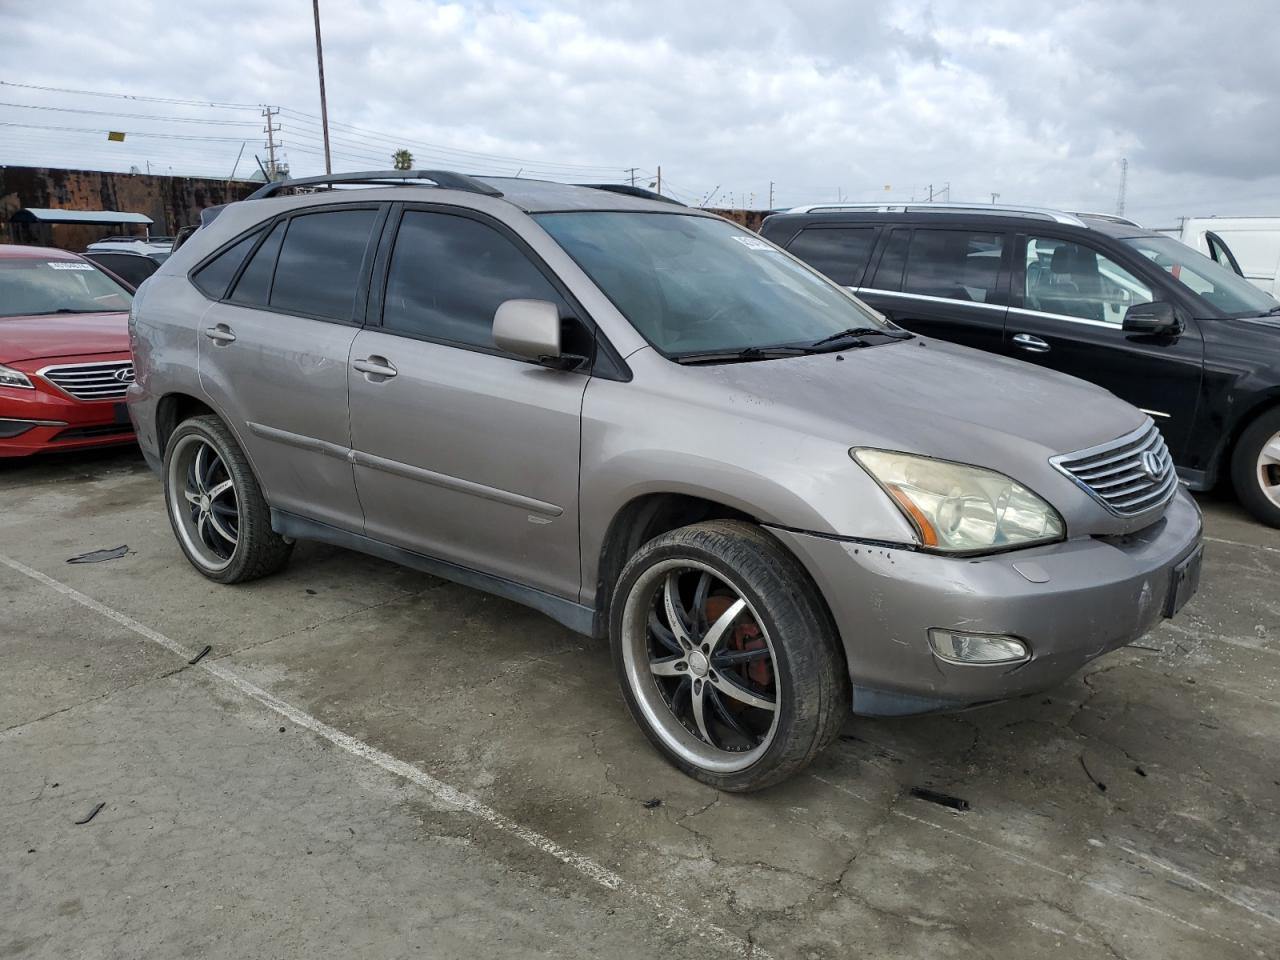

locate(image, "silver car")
(127, 171), (1203, 791)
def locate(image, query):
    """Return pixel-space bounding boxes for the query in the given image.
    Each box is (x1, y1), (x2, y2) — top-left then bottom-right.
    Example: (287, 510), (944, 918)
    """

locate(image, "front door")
(855, 226), (1012, 353)
(197, 206), (383, 529)
(347, 206), (588, 600)
(1004, 233), (1204, 459)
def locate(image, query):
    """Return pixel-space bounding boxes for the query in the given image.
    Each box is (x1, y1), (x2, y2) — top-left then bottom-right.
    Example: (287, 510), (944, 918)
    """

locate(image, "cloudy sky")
(1, 0), (1276, 224)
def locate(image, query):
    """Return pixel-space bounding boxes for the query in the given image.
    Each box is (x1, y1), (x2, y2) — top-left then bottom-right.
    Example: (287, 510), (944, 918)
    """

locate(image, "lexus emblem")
(1139, 450), (1162, 481)
(113, 368), (136, 384)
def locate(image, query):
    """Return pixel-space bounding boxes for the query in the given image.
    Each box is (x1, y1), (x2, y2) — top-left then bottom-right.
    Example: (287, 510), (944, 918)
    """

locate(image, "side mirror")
(1123, 301), (1181, 336)
(493, 299), (561, 362)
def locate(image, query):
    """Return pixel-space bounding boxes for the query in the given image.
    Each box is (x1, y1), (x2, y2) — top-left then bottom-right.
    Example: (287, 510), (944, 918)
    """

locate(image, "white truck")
(1157, 217), (1280, 299)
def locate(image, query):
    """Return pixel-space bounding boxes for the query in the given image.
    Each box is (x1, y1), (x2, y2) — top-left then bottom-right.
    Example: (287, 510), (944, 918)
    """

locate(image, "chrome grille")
(39, 361), (134, 401)
(1051, 419), (1177, 517)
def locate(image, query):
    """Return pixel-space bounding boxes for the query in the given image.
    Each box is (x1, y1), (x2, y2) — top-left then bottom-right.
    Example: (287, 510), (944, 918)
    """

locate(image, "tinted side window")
(869, 229), (909, 290)
(192, 228), (262, 299)
(903, 230), (1005, 303)
(229, 220), (285, 306)
(269, 209), (378, 321)
(1025, 236), (1152, 325)
(785, 227), (876, 286)
(382, 210), (568, 350)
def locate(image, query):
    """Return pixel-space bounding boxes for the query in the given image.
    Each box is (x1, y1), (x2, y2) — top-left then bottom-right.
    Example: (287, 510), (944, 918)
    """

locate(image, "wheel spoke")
(691, 680), (715, 746)
(207, 478), (236, 503)
(712, 646), (771, 666)
(650, 655), (686, 677)
(1261, 436), (1280, 466)
(702, 598), (746, 654)
(206, 509), (238, 547)
(192, 445), (209, 494)
(707, 685), (752, 740)
(709, 672), (776, 712)
(663, 573), (693, 650)
(183, 489), (202, 506)
(691, 572), (711, 634)
(648, 610), (683, 656)
(201, 447), (222, 491)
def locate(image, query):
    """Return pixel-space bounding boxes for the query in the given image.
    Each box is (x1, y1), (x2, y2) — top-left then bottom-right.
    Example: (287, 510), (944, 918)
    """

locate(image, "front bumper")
(0, 352), (136, 457)
(770, 487), (1203, 716)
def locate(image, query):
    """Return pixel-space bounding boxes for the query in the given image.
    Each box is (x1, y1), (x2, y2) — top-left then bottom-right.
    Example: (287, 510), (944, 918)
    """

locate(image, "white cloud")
(0, 0), (1276, 222)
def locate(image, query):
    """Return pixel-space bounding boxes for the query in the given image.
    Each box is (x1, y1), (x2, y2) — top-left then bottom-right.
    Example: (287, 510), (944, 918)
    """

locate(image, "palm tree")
(392, 149), (414, 170)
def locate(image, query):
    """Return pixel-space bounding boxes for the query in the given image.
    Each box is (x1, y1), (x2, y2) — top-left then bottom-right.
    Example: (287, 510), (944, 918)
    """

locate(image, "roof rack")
(1071, 211), (1142, 227)
(575, 183), (685, 206)
(783, 201), (1087, 227)
(245, 169), (503, 201)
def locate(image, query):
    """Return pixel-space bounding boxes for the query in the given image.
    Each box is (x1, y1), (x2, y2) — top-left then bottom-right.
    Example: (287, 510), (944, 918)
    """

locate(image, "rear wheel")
(611, 520), (847, 792)
(1231, 408), (1280, 528)
(163, 415), (293, 583)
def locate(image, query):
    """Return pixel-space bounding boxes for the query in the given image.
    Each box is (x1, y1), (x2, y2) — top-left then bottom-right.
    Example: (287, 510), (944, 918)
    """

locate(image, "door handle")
(352, 356), (398, 380)
(1011, 333), (1050, 353)
(203, 324), (236, 345)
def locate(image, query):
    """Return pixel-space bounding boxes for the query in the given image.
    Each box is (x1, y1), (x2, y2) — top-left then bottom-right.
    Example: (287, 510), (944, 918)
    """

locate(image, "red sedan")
(0, 244), (136, 457)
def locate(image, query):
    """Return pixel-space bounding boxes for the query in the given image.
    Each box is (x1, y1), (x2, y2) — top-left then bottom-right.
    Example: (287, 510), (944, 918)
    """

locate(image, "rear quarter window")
(192, 228), (263, 299)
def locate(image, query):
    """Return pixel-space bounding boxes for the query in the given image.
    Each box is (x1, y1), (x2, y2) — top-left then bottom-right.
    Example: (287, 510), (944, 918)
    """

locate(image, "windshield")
(0, 258), (133, 318)
(535, 212), (890, 356)
(1122, 236), (1278, 317)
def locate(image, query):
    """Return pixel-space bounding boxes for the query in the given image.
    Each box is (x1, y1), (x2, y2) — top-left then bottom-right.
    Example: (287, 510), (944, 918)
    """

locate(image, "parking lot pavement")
(3, 449), (1278, 960)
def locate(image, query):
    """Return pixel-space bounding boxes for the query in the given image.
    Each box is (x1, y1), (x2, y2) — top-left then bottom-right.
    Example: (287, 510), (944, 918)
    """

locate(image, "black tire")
(1231, 407), (1280, 528)
(162, 414), (293, 583)
(610, 520), (848, 792)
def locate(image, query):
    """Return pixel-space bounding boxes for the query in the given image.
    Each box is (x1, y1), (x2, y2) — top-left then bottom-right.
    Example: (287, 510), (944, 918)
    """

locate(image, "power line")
(0, 101), (260, 126)
(0, 79), (261, 110)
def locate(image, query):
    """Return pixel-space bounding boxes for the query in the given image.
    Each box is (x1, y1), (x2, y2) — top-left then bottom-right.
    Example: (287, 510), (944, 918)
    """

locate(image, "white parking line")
(1205, 535), (1280, 556)
(0, 553), (771, 960)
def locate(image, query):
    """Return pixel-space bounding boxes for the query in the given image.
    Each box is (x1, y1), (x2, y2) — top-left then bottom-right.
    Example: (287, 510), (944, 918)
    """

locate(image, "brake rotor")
(704, 593), (772, 687)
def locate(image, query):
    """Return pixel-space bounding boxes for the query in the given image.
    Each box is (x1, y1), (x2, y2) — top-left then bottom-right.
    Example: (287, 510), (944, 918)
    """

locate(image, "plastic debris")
(909, 787), (970, 811)
(66, 545), (128, 564)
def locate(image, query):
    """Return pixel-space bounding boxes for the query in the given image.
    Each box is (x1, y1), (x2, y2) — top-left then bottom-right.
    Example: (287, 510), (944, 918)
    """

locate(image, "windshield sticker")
(48, 261), (96, 271)
(730, 236), (777, 252)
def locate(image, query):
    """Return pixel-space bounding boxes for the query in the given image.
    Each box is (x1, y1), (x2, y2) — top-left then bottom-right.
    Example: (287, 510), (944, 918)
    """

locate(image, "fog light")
(928, 629), (1030, 665)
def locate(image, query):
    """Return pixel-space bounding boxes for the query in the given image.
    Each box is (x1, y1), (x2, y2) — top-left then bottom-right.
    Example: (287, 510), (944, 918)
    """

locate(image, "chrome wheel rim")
(621, 559), (780, 773)
(1258, 430), (1280, 510)
(167, 434), (239, 572)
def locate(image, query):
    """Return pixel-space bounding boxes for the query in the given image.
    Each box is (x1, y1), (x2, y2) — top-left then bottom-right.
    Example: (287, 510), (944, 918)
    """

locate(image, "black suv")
(761, 204), (1280, 526)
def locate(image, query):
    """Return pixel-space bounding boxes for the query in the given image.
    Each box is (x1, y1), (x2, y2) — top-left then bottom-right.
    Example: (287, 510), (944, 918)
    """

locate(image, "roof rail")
(1071, 211), (1142, 227)
(575, 183), (686, 206)
(783, 201), (1087, 227)
(245, 169), (503, 201)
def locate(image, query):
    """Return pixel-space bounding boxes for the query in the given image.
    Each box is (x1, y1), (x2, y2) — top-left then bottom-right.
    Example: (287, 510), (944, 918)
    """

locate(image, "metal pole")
(656, 166), (661, 195)
(312, 0), (332, 174)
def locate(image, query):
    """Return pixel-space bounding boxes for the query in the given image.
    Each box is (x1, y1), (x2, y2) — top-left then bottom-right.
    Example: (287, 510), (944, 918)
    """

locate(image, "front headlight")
(0, 363), (34, 390)
(853, 449), (1064, 554)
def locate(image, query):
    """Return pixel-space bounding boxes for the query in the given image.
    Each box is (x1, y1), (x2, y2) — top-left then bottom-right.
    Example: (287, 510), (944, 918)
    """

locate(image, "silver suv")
(127, 170), (1203, 791)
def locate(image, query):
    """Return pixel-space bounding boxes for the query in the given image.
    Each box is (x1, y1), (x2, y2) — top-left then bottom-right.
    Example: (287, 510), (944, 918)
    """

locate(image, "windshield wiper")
(808, 326), (914, 349)
(672, 345), (818, 365)
(52, 308), (107, 314)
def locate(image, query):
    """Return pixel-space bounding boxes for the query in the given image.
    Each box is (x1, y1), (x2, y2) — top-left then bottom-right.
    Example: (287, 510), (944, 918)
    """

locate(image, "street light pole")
(312, 0), (332, 174)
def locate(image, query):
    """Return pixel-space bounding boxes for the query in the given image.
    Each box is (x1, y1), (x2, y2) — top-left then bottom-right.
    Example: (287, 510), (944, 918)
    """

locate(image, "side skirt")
(270, 509), (595, 637)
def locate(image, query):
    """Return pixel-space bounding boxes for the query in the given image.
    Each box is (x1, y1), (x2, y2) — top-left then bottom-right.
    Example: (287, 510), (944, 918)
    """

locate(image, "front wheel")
(610, 521), (848, 792)
(163, 415), (293, 583)
(1231, 408), (1280, 528)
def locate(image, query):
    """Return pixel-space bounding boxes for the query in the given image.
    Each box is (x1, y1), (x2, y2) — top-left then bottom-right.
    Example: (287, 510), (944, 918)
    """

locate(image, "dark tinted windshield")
(535, 212), (888, 355)
(1123, 236), (1277, 316)
(0, 258), (132, 317)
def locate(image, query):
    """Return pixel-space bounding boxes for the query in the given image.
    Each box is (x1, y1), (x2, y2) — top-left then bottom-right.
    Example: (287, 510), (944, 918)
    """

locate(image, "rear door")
(195, 205), (384, 530)
(854, 225), (1012, 353)
(1004, 232), (1204, 458)
(346, 205), (589, 600)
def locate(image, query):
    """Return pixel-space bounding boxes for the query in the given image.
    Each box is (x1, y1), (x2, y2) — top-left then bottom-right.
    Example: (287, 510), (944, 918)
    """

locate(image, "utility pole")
(990, 192), (1000, 204)
(626, 167), (638, 187)
(1116, 157), (1129, 217)
(262, 106), (280, 179)
(656, 165), (661, 195)
(768, 181), (774, 208)
(312, 0), (332, 174)
(927, 183), (934, 202)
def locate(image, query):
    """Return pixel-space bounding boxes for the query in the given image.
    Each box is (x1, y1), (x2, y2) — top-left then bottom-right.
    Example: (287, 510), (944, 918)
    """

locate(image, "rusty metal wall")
(0, 166), (259, 250)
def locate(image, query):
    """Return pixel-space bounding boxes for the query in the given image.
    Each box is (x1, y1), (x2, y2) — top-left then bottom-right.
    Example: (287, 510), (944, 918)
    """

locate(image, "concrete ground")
(2, 447), (1277, 960)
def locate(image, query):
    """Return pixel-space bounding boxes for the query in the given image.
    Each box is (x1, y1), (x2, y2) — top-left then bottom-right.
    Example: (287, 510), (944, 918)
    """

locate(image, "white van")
(1158, 217), (1280, 299)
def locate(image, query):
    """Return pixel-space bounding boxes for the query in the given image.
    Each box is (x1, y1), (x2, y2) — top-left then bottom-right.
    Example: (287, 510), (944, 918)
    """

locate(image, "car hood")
(690, 336), (1146, 475)
(0, 311), (130, 364)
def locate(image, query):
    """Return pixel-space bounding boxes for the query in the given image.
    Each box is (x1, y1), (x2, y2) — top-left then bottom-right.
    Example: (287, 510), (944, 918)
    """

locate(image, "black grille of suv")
(1051, 419), (1178, 517)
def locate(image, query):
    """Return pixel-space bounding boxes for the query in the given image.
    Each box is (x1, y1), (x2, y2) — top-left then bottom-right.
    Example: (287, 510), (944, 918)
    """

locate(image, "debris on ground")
(75, 802), (106, 825)
(187, 644), (212, 665)
(909, 787), (970, 811)
(66, 545), (128, 564)
(1079, 756), (1107, 792)
(642, 798), (662, 809)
